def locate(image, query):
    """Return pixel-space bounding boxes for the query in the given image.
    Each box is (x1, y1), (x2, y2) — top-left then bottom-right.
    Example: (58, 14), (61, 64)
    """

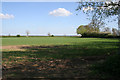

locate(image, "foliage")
(77, 1), (119, 19)
(76, 1), (120, 30)
(77, 25), (87, 34)
(81, 32), (109, 38)
(77, 25), (99, 35)
(79, 1), (119, 15)
(81, 32), (119, 38)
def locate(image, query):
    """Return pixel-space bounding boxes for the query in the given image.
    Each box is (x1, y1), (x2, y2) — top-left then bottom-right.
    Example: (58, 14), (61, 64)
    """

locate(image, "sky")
(1, 2), (118, 36)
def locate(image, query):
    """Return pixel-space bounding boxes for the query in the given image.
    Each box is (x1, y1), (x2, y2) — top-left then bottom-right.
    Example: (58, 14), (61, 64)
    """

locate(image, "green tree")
(16, 34), (20, 37)
(76, 0), (120, 54)
(77, 25), (87, 34)
(76, 1), (120, 32)
(77, 24), (99, 35)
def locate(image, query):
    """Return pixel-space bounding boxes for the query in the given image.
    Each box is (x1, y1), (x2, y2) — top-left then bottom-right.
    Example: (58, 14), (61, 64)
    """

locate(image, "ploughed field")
(2, 37), (119, 79)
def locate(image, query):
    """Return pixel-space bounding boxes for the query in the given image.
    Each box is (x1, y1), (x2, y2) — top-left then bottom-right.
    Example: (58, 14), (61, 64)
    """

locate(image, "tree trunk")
(118, 3), (120, 54)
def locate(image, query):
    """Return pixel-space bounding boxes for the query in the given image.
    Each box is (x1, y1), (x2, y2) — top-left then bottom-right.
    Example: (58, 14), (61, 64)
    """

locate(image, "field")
(2, 37), (119, 79)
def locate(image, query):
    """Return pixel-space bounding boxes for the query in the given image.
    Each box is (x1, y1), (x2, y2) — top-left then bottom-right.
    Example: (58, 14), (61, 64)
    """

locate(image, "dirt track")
(2, 45), (29, 50)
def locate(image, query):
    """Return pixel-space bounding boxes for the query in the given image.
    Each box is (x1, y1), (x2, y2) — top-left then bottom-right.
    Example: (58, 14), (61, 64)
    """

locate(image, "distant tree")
(112, 28), (119, 36)
(88, 22), (100, 32)
(77, 24), (99, 35)
(76, 1), (120, 54)
(103, 27), (111, 34)
(8, 34), (11, 37)
(76, 1), (120, 34)
(26, 30), (30, 37)
(64, 34), (66, 36)
(16, 34), (20, 37)
(48, 32), (51, 37)
(77, 25), (87, 35)
(88, 16), (105, 30)
(51, 35), (54, 37)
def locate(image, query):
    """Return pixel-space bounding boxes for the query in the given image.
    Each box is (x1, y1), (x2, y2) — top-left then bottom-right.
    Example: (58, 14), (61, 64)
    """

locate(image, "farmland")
(2, 37), (119, 79)
(2, 37), (118, 46)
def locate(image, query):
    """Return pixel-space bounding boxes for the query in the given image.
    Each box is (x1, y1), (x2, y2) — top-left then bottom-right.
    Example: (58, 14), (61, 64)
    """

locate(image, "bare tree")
(103, 27), (111, 33)
(112, 28), (119, 36)
(8, 33), (11, 37)
(26, 30), (30, 37)
(48, 32), (51, 37)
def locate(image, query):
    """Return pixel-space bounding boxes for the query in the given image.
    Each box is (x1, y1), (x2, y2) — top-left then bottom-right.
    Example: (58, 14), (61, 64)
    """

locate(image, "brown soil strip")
(2, 45), (29, 50)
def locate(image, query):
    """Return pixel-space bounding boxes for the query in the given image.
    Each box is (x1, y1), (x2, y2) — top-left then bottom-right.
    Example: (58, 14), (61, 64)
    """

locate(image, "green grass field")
(2, 37), (119, 79)
(2, 37), (118, 46)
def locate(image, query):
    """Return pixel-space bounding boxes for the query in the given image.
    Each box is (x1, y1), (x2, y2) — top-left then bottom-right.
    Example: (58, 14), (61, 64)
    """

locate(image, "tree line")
(77, 23), (120, 37)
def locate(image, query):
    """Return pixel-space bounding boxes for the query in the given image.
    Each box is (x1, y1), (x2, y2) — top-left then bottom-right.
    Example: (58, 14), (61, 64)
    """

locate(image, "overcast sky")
(1, 2), (118, 35)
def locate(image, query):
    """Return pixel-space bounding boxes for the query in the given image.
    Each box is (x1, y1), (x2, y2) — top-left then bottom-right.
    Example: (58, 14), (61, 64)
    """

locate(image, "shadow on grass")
(90, 54), (120, 79)
(2, 41), (119, 79)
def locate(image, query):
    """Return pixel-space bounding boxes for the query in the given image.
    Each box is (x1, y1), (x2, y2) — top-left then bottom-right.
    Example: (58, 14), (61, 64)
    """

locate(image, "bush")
(51, 35), (54, 37)
(16, 34), (20, 37)
(81, 32), (116, 38)
(82, 32), (104, 38)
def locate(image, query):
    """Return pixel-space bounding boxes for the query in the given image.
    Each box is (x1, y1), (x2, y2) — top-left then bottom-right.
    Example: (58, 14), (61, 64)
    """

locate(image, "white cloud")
(83, 7), (94, 11)
(49, 8), (72, 16)
(0, 13), (14, 19)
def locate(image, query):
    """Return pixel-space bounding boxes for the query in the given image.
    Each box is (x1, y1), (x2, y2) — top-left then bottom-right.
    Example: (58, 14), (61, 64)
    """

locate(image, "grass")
(91, 54), (120, 79)
(2, 37), (119, 60)
(2, 37), (120, 79)
(2, 37), (118, 46)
